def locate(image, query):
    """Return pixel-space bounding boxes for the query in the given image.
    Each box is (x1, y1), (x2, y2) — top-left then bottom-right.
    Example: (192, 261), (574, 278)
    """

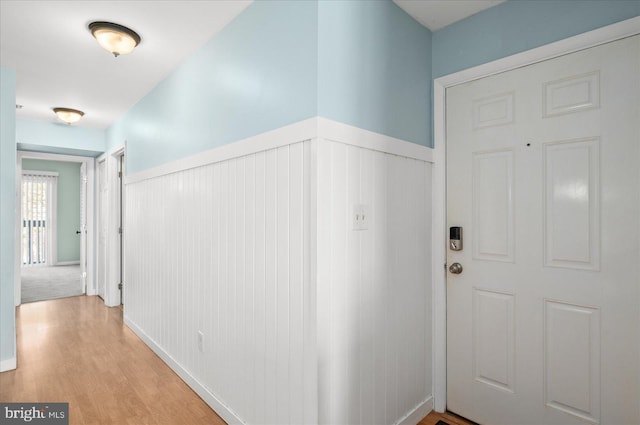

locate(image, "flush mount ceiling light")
(53, 107), (85, 125)
(89, 21), (141, 57)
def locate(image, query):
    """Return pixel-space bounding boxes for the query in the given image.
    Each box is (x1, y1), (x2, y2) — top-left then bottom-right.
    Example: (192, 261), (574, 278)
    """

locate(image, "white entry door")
(446, 35), (639, 425)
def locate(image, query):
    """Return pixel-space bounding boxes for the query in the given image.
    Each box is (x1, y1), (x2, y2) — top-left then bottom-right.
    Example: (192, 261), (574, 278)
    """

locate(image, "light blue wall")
(16, 118), (105, 157)
(22, 159), (82, 263)
(432, 0), (640, 78)
(107, 0), (319, 174)
(0, 67), (17, 365)
(108, 0), (433, 173)
(318, 0), (432, 147)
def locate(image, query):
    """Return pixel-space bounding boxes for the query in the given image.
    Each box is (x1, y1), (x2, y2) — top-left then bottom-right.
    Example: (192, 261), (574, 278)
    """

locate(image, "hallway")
(0, 296), (225, 424)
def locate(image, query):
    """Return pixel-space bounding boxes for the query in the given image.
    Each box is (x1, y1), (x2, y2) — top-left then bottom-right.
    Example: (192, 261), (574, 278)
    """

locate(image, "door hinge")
(118, 171), (122, 178)
(444, 262), (447, 270)
(118, 282), (123, 290)
(118, 227), (122, 234)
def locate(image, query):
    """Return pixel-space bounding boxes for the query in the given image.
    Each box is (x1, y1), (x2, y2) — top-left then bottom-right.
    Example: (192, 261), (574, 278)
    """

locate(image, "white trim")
(55, 261), (80, 266)
(21, 170), (59, 177)
(432, 81), (448, 413)
(124, 317), (243, 425)
(119, 149), (126, 307)
(436, 16), (640, 88)
(15, 151), (95, 307)
(397, 396), (434, 425)
(110, 146), (124, 307)
(14, 156), (22, 306)
(19, 151), (96, 163)
(49, 177), (57, 267)
(125, 118), (317, 185)
(96, 144), (126, 307)
(0, 357), (17, 372)
(431, 16), (640, 413)
(316, 117), (434, 163)
(125, 117), (433, 185)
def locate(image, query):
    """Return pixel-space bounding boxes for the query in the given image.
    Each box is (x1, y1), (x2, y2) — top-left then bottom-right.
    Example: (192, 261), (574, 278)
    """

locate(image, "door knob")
(449, 262), (463, 274)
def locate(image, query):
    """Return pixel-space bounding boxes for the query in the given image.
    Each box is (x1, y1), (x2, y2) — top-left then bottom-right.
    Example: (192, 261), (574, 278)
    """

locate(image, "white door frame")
(96, 144), (125, 307)
(432, 16), (640, 412)
(14, 151), (96, 306)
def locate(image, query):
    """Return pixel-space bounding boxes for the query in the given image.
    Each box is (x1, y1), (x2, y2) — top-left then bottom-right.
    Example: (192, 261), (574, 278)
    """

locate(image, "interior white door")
(97, 159), (107, 299)
(117, 153), (124, 305)
(80, 162), (87, 293)
(446, 35), (639, 425)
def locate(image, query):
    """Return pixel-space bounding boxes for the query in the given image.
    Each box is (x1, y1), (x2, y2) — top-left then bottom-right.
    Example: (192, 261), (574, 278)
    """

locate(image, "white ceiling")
(1, 0), (504, 131)
(1, 1), (252, 129)
(394, 0), (506, 32)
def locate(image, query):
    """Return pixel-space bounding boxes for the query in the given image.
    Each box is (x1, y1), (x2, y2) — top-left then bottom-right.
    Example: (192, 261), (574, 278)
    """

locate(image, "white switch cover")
(197, 331), (204, 352)
(352, 204), (369, 230)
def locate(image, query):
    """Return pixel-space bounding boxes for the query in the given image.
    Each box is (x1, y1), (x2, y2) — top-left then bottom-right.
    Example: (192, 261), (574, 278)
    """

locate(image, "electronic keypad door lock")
(450, 226), (463, 251)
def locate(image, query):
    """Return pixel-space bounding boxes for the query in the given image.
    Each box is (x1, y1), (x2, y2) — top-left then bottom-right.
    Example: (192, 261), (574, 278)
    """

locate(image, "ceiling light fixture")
(53, 107), (85, 125)
(89, 21), (141, 57)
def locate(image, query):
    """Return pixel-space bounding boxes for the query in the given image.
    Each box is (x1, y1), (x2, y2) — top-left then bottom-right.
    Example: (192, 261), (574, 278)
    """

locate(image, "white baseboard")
(86, 287), (97, 296)
(0, 357), (17, 372)
(55, 261), (80, 266)
(397, 396), (434, 425)
(124, 316), (244, 424)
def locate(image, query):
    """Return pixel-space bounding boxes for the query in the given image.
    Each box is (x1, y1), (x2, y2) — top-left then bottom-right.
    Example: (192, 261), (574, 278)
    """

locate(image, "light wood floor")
(1, 295), (474, 425)
(0, 296), (225, 424)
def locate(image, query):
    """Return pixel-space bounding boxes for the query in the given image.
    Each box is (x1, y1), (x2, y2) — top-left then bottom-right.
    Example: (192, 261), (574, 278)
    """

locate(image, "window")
(22, 171), (57, 266)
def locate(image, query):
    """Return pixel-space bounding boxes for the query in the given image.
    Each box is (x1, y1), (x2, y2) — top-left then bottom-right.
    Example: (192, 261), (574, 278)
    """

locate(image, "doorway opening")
(15, 151), (95, 306)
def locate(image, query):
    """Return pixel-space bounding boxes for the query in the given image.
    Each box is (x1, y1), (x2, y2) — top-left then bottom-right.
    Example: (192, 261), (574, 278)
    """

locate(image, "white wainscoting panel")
(123, 118), (435, 425)
(125, 141), (314, 425)
(316, 140), (432, 425)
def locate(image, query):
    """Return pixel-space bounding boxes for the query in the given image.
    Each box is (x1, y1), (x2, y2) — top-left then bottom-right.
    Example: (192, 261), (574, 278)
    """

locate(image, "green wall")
(21, 159), (81, 263)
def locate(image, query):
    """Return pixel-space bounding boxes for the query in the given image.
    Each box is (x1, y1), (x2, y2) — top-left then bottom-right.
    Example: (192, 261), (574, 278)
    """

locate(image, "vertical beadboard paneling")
(359, 146), (375, 425)
(276, 146), (290, 424)
(124, 142), (312, 425)
(317, 139), (433, 425)
(289, 142), (305, 425)
(124, 129), (433, 425)
(253, 151), (267, 423)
